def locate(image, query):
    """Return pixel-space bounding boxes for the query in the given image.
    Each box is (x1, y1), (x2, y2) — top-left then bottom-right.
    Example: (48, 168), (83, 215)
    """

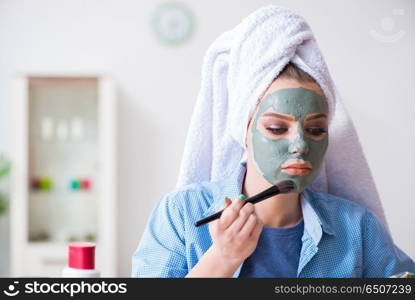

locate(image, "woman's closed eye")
(305, 127), (327, 136)
(265, 126), (288, 135)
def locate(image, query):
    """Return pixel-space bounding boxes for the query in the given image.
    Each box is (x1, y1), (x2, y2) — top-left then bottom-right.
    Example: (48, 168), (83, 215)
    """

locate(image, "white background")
(0, 0), (414, 277)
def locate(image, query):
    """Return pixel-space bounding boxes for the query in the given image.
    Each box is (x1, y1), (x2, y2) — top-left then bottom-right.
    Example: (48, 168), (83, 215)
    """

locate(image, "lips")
(281, 159), (312, 176)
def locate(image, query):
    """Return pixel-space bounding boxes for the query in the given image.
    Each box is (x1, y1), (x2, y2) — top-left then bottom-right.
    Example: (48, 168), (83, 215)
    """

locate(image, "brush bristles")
(276, 180), (296, 193)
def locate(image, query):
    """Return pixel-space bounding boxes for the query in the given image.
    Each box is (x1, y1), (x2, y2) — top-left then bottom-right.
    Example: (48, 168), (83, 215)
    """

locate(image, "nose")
(288, 126), (309, 155)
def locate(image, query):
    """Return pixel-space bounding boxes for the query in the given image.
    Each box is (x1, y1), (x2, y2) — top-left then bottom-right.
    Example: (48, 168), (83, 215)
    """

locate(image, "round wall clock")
(152, 3), (195, 45)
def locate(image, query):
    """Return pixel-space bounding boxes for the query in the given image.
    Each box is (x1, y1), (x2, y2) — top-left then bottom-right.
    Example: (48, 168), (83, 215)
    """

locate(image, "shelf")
(10, 75), (117, 276)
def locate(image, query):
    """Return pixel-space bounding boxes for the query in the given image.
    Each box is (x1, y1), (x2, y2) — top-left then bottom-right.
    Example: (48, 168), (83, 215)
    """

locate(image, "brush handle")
(194, 210), (225, 227)
(194, 185), (280, 227)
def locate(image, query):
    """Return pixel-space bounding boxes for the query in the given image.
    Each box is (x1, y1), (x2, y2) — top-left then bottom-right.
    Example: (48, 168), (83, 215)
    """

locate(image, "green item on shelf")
(40, 176), (52, 190)
(71, 179), (80, 190)
(0, 155), (11, 216)
(0, 194), (7, 216)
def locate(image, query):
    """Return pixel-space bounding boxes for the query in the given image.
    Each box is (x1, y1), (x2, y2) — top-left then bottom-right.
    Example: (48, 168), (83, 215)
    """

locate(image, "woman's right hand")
(208, 196), (263, 267)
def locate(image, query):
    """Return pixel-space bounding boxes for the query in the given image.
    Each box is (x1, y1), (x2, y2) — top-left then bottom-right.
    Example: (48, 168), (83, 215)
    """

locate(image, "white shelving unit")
(10, 75), (117, 277)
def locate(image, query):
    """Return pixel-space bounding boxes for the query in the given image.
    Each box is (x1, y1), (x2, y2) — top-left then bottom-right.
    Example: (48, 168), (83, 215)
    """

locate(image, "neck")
(242, 162), (303, 228)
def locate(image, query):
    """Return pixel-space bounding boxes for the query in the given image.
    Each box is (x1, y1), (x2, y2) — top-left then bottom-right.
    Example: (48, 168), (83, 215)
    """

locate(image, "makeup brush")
(194, 180), (296, 227)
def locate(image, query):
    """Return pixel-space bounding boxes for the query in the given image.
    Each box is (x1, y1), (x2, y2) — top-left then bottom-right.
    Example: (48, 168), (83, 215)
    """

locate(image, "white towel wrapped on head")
(175, 5), (387, 226)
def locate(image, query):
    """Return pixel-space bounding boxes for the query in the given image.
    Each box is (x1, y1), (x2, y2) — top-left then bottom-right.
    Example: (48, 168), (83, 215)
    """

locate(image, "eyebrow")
(305, 113), (327, 121)
(261, 112), (294, 121)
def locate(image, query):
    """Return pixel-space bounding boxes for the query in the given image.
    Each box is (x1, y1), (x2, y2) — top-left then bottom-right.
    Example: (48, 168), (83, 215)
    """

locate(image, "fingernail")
(239, 194), (246, 200)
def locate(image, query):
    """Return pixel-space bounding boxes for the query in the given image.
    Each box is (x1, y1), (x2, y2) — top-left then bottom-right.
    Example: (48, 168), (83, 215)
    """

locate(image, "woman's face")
(246, 79), (328, 193)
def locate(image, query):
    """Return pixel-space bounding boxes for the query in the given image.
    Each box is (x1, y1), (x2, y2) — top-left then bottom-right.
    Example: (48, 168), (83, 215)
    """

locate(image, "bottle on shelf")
(62, 242), (100, 277)
(40, 117), (54, 141)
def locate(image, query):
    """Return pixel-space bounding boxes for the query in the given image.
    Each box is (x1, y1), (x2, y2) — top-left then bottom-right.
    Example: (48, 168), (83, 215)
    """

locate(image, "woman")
(131, 6), (415, 277)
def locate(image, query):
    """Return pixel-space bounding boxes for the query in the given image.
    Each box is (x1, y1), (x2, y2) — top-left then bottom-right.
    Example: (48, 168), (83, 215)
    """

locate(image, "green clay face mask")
(251, 87), (328, 193)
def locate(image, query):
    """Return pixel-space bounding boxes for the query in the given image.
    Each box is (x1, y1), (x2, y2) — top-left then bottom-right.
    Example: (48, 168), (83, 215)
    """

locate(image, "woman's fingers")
(250, 216), (263, 240)
(220, 197), (232, 210)
(226, 202), (254, 234)
(209, 198), (232, 233)
(209, 195), (264, 264)
(218, 197), (244, 230)
(238, 213), (258, 238)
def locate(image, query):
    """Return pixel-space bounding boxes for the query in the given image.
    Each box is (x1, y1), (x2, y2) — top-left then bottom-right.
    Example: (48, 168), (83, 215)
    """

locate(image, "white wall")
(0, 0), (414, 277)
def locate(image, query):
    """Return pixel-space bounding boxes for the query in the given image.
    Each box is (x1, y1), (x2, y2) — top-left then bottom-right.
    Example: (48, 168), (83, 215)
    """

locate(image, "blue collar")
(202, 160), (335, 245)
